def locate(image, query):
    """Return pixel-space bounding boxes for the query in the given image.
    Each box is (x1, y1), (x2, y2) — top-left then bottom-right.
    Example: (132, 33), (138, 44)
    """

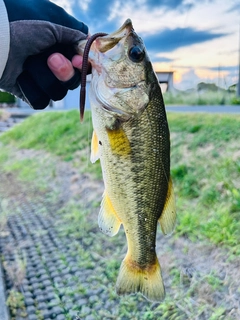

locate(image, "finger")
(72, 54), (92, 75)
(47, 53), (75, 82)
(72, 55), (83, 69)
(19, 54), (68, 108)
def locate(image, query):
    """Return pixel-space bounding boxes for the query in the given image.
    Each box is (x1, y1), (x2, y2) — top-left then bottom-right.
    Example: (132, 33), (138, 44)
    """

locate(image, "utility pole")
(237, 23), (240, 97)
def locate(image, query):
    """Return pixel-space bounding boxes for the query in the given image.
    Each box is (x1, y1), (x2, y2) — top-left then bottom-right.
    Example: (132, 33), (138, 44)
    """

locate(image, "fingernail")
(48, 54), (66, 70)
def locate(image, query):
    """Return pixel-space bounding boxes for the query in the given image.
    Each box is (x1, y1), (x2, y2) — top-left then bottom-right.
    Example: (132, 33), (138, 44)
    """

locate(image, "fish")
(78, 19), (176, 302)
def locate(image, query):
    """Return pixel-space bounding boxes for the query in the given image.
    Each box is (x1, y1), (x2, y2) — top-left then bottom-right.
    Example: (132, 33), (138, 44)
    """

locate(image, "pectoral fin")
(90, 130), (100, 163)
(98, 191), (121, 237)
(159, 177), (176, 235)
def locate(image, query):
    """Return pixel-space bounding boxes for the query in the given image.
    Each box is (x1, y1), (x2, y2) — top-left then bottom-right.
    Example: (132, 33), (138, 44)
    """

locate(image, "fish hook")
(80, 32), (108, 121)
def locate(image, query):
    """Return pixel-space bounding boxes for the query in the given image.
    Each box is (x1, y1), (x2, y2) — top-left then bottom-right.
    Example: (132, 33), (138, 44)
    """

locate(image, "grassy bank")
(1, 110), (239, 253)
(0, 110), (240, 319)
(163, 90), (240, 105)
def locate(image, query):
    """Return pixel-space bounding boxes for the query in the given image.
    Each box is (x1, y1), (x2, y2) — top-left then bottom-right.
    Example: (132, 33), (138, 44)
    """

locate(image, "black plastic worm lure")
(79, 32), (107, 121)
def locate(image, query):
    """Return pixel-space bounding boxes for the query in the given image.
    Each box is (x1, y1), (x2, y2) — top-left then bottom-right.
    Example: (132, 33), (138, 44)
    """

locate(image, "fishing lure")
(79, 32), (107, 121)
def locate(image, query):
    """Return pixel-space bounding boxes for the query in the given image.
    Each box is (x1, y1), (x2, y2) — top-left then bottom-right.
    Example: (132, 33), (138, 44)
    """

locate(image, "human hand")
(0, 0), (89, 109)
(47, 47), (88, 82)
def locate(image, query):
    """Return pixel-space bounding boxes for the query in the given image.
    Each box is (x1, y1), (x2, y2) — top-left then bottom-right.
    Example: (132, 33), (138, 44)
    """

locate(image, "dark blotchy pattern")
(127, 82), (170, 267)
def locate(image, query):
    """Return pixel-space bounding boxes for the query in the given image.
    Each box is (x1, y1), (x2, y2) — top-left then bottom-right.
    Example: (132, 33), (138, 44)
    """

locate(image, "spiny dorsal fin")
(159, 177), (176, 235)
(98, 191), (122, 237)
(90, 130), (100, 163)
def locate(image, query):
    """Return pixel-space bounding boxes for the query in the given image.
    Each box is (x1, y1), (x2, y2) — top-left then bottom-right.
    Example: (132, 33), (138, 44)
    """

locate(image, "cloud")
(175, 68), (201, 90)
(51, 0), (75, 15)
(50, 0), (238, 90)
(143, 27), (227, 53)
(145, 0), (191, 11)
(151, 56), (174, 63)
(208, 66), (238, 72)
(227, 2), (240, 12)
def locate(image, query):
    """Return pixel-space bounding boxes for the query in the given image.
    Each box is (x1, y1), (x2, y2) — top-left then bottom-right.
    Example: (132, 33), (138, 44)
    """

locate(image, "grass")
(163, 90), (240, 105)
(1, 111), (239, 251)
(167, 113), (240, 252)
(0, 110), (102, 179)
(0, 110), (93, 160)
(0, 110), (240, 319)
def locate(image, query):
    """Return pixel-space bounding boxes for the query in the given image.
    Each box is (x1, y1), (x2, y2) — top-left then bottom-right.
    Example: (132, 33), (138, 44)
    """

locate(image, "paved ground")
(0, 169), (111, 320)
(0, 116), (24, 133)
(166, 105), (240, 114)
(0, 172), (77, 320)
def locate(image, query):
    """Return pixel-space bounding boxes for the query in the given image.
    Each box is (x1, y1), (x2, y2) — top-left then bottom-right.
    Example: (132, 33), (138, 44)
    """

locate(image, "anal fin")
(159, 177), (176, 235)
(98, 191), (121, 237)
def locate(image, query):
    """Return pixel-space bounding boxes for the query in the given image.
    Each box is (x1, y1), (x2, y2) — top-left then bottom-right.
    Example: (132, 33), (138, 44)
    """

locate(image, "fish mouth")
(95, 19), (134, 53)
(108, 19), (134, 38)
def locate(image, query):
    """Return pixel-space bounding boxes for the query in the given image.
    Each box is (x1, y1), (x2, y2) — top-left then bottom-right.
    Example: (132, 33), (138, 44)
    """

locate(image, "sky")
(52, 0), (240, 90)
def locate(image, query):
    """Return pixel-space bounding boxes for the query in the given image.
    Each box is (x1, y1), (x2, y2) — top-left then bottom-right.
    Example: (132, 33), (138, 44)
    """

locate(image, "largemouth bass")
(79, 19), (176, 302)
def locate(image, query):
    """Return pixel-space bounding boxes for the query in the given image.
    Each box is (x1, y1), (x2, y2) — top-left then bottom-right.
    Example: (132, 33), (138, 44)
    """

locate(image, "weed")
(104, 258), (120, 282)
(6, 289), (26, 317)
(230, 188), (240, 213)
(3, 253), (27, 288)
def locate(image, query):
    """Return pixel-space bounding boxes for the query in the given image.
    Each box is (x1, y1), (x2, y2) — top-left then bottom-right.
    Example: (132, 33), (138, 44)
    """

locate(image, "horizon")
(52, 0), (240, 91)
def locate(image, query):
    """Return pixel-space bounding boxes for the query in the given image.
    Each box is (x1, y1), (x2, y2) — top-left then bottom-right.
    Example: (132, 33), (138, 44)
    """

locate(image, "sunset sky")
(53, 0), (240, 90)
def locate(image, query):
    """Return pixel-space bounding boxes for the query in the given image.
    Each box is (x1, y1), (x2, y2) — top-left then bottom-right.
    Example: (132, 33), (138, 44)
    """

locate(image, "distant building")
(155, 71), (174, 92)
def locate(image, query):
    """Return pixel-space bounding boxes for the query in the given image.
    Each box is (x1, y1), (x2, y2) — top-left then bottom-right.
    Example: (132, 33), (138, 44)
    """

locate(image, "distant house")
(17, 72), (174, 110)
(155, 71), (174, 92)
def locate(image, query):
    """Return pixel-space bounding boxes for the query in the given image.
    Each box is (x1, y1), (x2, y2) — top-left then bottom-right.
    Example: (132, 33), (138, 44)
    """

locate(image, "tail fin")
(116, 255), (165, 302)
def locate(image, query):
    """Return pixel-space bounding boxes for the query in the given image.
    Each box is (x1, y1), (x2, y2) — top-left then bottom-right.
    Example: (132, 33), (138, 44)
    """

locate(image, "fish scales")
(79, 18), (176, 302)
(129, 89), (170, 267)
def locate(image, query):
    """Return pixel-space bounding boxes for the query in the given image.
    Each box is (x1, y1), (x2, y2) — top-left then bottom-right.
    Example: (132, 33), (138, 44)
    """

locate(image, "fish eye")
(128, 45), (145, 63)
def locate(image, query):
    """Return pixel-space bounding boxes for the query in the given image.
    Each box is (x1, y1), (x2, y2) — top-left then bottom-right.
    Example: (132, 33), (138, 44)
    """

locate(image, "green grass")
(0, 91), (15, 103)
(0, 110), (102, 179)
(0, 110), (93, 160)
(167, 113), (240, 252)
(163, 90), (239, 105)
(1, 111), (240, 251)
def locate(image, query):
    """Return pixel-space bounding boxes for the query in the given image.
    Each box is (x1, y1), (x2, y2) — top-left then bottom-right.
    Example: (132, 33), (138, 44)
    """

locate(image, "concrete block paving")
(0, 173), (107, 320)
